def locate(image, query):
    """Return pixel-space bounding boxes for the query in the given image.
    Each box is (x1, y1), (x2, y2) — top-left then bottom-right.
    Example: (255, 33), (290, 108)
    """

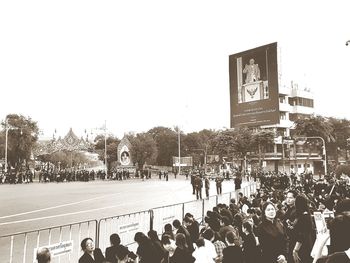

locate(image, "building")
(258, 82), (324, 174)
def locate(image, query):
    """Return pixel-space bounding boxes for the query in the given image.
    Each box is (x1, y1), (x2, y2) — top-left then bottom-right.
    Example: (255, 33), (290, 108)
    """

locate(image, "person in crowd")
(283, 190), (298, 263)
(162, 223), (175, 240)
(148, 230), (167, 262)
(222, 231), (244, 263)
(134, 232), (161, 263)
(171, 233), (195, 263)
(184, 213), (199, 244)
(114, 245), (132, 263)
(36, 247), (51, 263)
(219, 216), (236, 244)
(242, 220), (261, 263)
(202, 228), (222, 262)
(79, 237), (105, 263)
(173, 219), (194, 252)
(105, 233), (137, 263)
(313, 211), (350, 263)
(161, 235), (176, 263)
(257, 201), (287, 263)
(192, 237), (215, 263)
(292, 195), (316, 263)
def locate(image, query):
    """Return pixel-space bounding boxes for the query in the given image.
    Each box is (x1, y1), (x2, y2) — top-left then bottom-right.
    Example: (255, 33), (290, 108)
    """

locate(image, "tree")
(38, 150), (96, 170)
(147, 126), (178, 166)
(293, 115), (334, 142)
(294, 115), (335, 170)
(129, 132), (157, 169)
(0, 114), (39, 169)
(328, 118), (350, 164)
(211, 128), (255, 171)
(94, 135), (120, 171)
(252, 129), (275, 168)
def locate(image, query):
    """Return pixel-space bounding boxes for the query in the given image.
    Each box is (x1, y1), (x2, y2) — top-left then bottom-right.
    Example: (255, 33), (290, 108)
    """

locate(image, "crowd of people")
(0, 167), (149, 184)
(46, 171), (347, 263)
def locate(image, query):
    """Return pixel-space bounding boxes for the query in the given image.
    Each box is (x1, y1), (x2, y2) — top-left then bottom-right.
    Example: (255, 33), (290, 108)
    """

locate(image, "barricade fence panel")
(151, 204), (183, 236)
(98, 211), (151, 254)
(203, 196), (217, 217)
(183, 200), (204, 223)
(217, 193), (231, 206)
(0, 220), (97, 263)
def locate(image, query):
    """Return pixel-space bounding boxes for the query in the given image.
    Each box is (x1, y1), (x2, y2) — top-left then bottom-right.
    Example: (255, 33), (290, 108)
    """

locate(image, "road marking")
(0, 193), (122, 220)
(0, 204), (125, 226)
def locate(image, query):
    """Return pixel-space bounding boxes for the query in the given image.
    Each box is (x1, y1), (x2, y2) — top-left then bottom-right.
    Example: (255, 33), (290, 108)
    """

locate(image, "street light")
(91, 121), (108, 175)
(294, 136), (327, 175)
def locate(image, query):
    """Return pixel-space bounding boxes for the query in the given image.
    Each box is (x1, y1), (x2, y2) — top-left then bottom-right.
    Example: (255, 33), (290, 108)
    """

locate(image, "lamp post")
(90, 121), (108, 175)
(295, 136), (327, 175)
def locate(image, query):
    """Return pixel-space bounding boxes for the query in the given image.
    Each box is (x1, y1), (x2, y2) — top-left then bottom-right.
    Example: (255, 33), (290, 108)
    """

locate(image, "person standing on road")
(215, 176), (223, 195)
(194, 175), (203, 200)
(190, 173), (196, 195)
(234, 175), (242, 190)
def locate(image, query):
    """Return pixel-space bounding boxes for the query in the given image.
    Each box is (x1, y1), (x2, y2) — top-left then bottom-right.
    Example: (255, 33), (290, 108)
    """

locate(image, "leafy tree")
(38, 150), (96, 169)
(293, 115), (334, 142)
(0, 114), (39, 169)
(328, 118), (350, 164)
(147, 126), (178, 166)
(252, 129), (275, 168)
(129, 132), (157, 169)
(94, 135), (120, 171)
(212, 127), (255, 171)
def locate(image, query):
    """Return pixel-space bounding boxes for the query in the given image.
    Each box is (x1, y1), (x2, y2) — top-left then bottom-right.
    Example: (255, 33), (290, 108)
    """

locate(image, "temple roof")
(33, 128), (91, 155)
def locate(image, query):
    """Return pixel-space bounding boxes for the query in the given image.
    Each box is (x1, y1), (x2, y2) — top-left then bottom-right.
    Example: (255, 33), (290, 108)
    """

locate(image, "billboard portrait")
(229, 42), (279, 127)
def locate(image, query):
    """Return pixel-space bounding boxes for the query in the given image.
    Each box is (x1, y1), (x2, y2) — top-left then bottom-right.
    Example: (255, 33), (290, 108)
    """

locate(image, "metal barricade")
(151, 203), (183, 236)
(183, 200), (204, 223)
(0, 220), (97, 263)
(217, 192), (231, 205)
(203, 195), (218, 217)
(97, 210), (152, 255)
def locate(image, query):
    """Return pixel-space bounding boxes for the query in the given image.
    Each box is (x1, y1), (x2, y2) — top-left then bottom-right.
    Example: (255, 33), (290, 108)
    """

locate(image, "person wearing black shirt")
(222, 231), (244, 263)
(105, 233), (137, 263)
(257, 201), (287, 263)
(283, 190), (298, 263)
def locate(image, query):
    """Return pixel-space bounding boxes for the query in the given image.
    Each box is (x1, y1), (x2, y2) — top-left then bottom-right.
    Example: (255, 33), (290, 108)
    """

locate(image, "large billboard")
(229, 42), (279, 127)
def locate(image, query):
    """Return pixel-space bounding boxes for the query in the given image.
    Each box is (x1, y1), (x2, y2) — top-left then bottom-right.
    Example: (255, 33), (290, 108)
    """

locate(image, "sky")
(0, 0), (349, 140)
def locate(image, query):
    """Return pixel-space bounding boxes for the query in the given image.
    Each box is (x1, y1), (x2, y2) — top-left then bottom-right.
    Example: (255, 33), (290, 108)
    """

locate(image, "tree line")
(1, 114), (350, 173)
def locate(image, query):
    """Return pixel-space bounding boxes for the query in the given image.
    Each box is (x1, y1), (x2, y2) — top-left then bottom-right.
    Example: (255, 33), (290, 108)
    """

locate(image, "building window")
(280, 112), (286, 120)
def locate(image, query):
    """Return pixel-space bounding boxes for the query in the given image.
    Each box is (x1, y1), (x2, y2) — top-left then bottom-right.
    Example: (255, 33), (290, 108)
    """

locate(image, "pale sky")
(1, 0), (349, 139)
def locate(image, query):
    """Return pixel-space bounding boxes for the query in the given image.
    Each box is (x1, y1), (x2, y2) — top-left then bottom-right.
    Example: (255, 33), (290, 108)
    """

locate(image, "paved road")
(0, 176), (243, 236)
